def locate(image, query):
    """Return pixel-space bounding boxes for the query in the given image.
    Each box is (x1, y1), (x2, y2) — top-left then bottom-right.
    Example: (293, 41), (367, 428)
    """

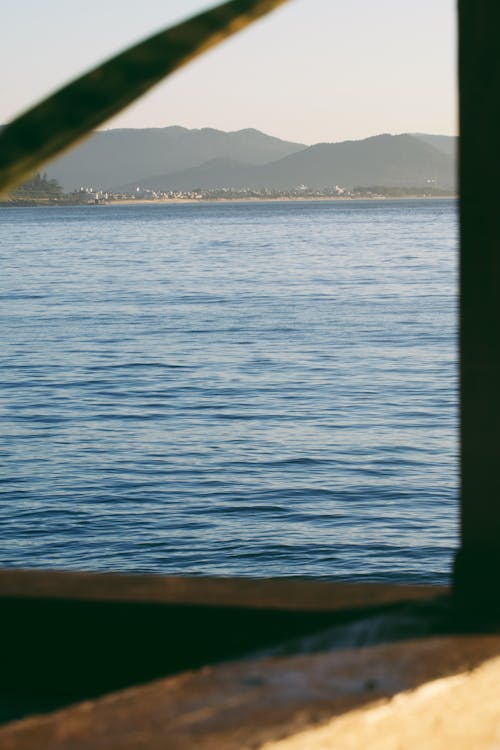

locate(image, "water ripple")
(0, 200), (458, 583)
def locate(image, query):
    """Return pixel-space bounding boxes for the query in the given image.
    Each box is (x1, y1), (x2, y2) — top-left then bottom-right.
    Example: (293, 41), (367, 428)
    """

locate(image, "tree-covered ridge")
(11, 172), (63, 199)
(45, 129), (456, 193)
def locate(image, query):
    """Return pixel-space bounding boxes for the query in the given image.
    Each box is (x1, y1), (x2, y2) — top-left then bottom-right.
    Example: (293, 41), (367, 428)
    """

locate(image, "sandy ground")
(108, 195), (455, 206)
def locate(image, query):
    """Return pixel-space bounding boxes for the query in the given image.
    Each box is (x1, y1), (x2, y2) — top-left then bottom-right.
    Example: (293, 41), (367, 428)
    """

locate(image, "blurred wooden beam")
(2, 635), (500, 750)
(0, 569), (446, 723)
(455, 0), (500, 610)
(0, 568), (445, 611)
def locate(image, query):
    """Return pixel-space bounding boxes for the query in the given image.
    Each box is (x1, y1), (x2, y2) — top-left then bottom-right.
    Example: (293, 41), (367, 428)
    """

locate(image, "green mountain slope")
(412, 133), (457, 157)
(45, 126), (306, 191)
(125, 133), (456, 192)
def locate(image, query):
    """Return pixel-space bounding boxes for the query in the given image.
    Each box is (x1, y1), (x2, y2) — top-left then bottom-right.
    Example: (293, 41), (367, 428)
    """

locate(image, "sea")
(0, 199), (458, 584)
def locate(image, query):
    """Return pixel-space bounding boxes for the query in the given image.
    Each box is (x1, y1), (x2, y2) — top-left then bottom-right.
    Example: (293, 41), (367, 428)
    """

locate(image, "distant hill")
(126, 157), (256, 193)
(125, 134), (456, 192)
(45, 126), (306, 191)
(412, 133), (457, 157)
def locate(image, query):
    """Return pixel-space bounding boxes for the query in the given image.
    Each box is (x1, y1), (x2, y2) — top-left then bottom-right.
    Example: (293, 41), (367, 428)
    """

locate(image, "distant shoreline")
(102, 194), (457, 206)
(0, 195), (457, 208)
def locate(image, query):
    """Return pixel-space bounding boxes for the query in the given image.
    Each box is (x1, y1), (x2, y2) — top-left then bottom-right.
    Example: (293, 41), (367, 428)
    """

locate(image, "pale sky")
(2, 0), (457, 145)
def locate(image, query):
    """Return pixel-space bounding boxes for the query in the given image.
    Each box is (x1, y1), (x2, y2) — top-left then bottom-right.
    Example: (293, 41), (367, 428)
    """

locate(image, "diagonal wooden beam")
(0, 0), (290, 196)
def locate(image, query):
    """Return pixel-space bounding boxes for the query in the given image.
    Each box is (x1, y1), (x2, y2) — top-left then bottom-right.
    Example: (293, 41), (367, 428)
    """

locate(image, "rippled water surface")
(0, 200), (458, 582)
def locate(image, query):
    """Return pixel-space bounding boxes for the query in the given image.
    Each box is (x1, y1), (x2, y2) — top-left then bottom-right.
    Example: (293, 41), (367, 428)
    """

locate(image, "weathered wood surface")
(261, 645), (500, 750)
(1, 635), (499, 750)
(0, 568), (446, 610)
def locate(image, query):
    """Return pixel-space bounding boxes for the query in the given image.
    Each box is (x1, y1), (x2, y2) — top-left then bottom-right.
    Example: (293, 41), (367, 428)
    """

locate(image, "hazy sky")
(2, 0), (457, 145)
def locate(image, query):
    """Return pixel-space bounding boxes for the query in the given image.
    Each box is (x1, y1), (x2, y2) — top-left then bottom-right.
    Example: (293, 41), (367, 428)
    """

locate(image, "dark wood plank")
(455, 0), (500, 609)
(0, 568), (445, 610)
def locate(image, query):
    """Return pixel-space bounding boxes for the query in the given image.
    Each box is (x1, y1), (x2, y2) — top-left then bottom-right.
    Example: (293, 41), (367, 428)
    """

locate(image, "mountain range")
(42, 126), (457, 193)
(45, 126), (305, 191)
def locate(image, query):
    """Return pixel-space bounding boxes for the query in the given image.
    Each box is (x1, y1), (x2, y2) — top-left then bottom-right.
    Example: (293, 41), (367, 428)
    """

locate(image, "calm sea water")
(0, 199), (458, 583)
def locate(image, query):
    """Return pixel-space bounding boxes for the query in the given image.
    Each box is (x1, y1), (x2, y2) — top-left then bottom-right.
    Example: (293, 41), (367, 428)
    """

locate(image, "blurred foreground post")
(455, 0), (500, 611)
